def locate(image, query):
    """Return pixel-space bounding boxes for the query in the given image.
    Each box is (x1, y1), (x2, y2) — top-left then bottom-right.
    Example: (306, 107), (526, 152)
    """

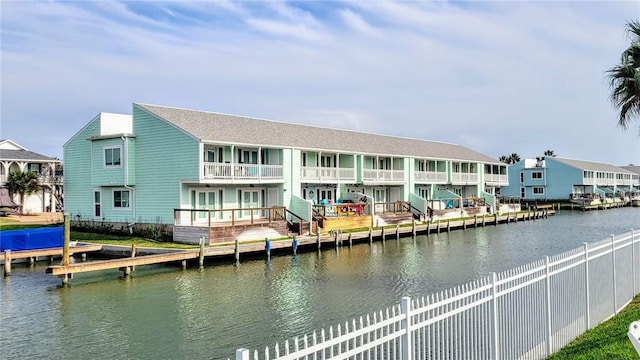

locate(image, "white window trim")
(112, 188), (132, 210)
(104, 146), (123, 168)
(93, 189), (102, 219)
(531, 171), (543, 180)
(533, 186), (545, 195)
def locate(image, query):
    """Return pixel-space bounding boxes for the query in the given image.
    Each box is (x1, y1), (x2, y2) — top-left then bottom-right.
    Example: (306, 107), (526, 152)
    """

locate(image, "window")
(113, 190), (130, 209)
(531, 171), (543, 179)
(28, 163), (42, 173)
(533, 187), (544, 195)
(105, 147), (121, 166)
(94, 190), (101, 217)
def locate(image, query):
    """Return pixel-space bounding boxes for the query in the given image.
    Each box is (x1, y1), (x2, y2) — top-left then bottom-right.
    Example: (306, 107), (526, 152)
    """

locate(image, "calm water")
(1, 208), (638, 359)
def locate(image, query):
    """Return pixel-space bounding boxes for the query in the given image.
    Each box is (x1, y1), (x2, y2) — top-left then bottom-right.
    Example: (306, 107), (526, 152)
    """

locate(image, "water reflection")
(0, 208), (637, 359)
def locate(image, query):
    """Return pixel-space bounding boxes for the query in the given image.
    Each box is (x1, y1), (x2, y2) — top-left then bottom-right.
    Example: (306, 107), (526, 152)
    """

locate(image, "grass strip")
(548, 294), (640, 359)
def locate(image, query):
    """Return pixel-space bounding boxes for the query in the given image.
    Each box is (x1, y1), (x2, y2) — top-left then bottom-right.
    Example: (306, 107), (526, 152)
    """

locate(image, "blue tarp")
(0, 227), (63, 251)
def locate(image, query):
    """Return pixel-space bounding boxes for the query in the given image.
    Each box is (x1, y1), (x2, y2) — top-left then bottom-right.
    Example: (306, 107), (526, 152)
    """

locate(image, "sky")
(1, 1), (639, 166)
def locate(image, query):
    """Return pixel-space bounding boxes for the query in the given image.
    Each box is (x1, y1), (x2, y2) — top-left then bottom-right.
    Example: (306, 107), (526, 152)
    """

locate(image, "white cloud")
(1, 1), (638, 165)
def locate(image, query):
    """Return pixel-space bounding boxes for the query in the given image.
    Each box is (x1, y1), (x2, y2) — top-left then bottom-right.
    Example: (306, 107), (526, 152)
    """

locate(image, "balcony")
(362, 169), (405, 183)
(451, 173), (479, 184)
(484, 174), (508, 185)
(300, 166), (356, 183)
(203, 162), (283, 182)
(414, 171), (447, 183)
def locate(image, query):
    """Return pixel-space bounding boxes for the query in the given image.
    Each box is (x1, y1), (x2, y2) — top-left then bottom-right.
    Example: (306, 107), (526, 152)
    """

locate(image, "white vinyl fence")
(234, 230), (640, 360)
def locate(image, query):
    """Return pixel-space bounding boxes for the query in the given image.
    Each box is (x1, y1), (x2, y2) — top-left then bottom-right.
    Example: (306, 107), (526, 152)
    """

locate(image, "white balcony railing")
(451, 172), (479, 184)
(414, 171), (447, 183)
(203, 162), (283, 180)
(485, 174), (508, 184)
(300, 166), (356, 183)
(362, 169), (405, 182)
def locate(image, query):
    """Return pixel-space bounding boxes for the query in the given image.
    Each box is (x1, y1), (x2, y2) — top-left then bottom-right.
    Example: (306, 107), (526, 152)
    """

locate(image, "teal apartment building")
(64, 103), (508, 240)
(500, 157), (639, 203)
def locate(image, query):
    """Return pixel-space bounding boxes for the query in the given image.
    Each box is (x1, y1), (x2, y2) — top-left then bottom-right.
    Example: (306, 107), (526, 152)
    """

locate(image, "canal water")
(1, 208), (638, 359)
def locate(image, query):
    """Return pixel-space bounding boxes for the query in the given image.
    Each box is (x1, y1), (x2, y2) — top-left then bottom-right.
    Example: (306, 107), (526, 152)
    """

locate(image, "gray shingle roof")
(135, 103), (502, 164)
(621, 165), (640, 175)
(552, 157), (636, 174)
(0, 149), (59, 162)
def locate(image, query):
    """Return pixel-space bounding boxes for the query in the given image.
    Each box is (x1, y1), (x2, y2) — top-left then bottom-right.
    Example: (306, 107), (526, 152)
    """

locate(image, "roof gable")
(0, 139), (27, 151)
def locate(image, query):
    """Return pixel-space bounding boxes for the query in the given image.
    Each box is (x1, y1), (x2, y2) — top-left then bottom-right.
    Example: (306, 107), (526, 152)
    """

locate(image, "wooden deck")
(36, 210), (554, 284)
(3, 244), (103, 261)
(46, 250), (201, 276)
(3, 244), (104, 276)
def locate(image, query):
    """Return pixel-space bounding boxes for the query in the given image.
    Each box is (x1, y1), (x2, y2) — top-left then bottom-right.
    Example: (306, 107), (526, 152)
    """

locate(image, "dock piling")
(4, 250), (11, 276)
(199, 236), (205, 268)
(396, 224), (400, 240)
(265, 238), (271, 259)
(292, 237), (298, 255)
(412, 219), (416, 237)
(63, 213), (70, 267)
(235, 239), (240, 263)
(131, 244), (137, 272)
(369, 227), (373, 244)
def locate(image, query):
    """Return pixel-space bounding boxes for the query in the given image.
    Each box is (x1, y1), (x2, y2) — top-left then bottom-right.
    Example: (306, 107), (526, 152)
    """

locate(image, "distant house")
(0, 139), (62, 213)
(620, 165), (640, 188)
(501, 157), (639, 202)
(64, 103), (508, 242)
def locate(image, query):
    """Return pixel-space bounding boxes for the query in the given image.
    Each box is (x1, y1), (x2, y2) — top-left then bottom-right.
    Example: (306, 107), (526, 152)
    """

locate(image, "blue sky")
(1, 1), (639, 165)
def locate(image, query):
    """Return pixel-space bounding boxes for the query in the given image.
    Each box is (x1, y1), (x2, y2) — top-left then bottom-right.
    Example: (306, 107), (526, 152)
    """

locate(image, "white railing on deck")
(233, 229), (640, 360)
(413, 171), (447, 183)
(203, 162), (283, 180)
(485, 173), (508, 184)
(300, 167), (356, 182)
(362, 169), (405, 182)
(451, 172), (479, 184)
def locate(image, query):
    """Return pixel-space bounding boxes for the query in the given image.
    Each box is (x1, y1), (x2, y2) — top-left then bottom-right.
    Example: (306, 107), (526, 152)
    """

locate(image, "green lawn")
(548, 294), (640, 359)
(71, 231), (198, 249)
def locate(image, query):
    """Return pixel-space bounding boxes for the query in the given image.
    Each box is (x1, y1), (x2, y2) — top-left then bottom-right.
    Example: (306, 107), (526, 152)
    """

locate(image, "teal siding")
(63, 118), (100, 218)
(91, 138), (125, 187)
(133, 106), (200, 224)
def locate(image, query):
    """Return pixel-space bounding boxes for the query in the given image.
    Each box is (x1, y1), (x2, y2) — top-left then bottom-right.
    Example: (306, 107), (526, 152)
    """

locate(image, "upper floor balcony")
(451, 172), (479, 184)
(203, 162), (284, 183)
(0, 173), (63, 187)
(484, 173), (508, 185)
(414, 171), (447, 183)
(362, 169), (405, 183)
(300, 166), (356, 183)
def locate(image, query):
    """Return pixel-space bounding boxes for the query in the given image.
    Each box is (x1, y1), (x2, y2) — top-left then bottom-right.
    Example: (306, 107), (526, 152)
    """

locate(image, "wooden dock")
(32, 210), (553, 284)
(46, 250), (200, 276)
(3, 244), (103, 276)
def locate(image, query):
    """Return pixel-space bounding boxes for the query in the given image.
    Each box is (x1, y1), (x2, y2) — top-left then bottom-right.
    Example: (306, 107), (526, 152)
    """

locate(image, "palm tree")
(606, 20), (640, 130)
(543, 150), (556, 157)
(499, 153), (521, 164)
(6, 171), (41, 215)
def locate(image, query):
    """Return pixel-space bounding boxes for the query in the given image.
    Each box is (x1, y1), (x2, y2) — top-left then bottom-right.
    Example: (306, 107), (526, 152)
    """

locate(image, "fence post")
(491, 272), (500, 360)
(611, 234), (618, 314)
(401, 296), (412, 360)
(632, 229), (636, 296)
(545, 256), (552, 357)
(583, 242), (590, 330)
(236, 348), (249, 360)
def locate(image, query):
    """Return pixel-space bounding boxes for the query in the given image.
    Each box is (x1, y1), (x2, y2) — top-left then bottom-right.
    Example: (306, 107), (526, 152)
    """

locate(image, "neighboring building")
(501, 157), (639, 202)
(621, 165), (640, 187)
(0, 139), (62, 213)
(63, 103), (508, 241)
